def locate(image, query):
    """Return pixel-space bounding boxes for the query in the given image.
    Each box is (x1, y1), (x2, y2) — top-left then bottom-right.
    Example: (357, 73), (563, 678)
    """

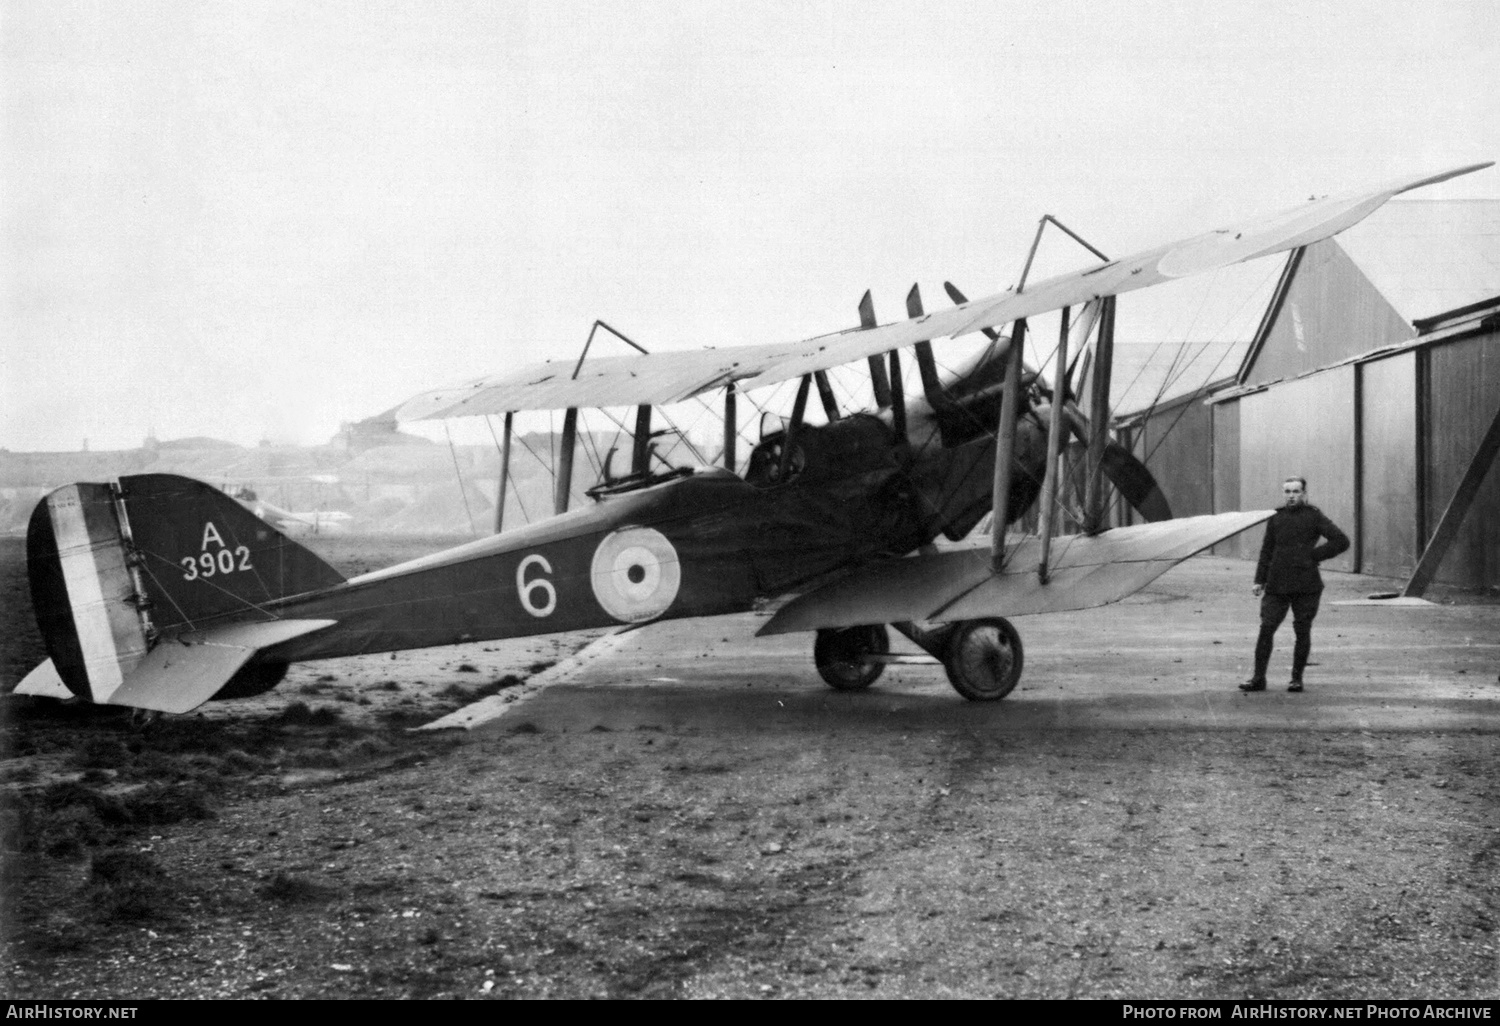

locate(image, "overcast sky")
(3, 0), (1496, 451)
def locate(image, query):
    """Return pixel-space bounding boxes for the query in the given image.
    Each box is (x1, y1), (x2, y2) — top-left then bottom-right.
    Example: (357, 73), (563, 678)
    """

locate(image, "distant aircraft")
(14, 163), (1491, 715)
(227, 484), (354, 535)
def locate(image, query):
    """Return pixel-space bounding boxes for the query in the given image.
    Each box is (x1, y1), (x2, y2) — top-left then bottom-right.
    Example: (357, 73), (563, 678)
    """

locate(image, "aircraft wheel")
(944, 617), (1023, 701)
(814, 625), (889, 691)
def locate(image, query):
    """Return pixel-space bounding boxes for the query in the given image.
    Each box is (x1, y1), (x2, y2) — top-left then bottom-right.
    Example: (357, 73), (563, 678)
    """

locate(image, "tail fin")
(27, 474), (344, 706)
(117, 474), (345, 630)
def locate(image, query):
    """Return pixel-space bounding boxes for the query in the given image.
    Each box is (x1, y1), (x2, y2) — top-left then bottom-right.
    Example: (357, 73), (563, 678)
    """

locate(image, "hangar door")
(1425, 330), (1500, 588)
(1358, 352), (1418, 578)
(1238, 366), (1357, 574)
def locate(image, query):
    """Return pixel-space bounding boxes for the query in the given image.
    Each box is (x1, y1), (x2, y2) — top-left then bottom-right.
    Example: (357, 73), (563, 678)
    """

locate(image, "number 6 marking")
(516, 554), (556, 618)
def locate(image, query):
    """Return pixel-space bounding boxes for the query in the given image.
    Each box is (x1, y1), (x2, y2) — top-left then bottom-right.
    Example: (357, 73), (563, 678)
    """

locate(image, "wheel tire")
(814, 625), (889, 691)
(944, 617), (1023, 701)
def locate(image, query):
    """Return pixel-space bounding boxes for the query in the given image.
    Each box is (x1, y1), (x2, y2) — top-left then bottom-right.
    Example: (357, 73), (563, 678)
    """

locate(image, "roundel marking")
(590, 527), (681, 623)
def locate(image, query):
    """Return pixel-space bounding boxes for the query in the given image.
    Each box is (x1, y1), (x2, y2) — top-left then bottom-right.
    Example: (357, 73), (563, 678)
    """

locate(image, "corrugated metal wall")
(1212, 400), (1242, 556)
(1358, 352), (1418, 578)
(1139, 397), (1215, 519)
(1237, 367), (1358, 575)
(1424, 328), (1500, 588)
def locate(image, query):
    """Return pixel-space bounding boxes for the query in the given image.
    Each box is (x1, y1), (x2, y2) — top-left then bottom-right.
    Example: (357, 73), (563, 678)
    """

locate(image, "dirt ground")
(1, 534), (1497, 999)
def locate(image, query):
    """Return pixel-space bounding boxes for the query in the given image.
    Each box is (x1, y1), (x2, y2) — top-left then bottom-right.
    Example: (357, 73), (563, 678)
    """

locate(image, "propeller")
(943, 282), (1172, 524)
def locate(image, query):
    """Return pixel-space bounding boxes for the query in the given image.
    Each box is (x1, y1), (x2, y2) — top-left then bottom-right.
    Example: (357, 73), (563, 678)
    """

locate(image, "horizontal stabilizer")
(14, 659), (74, 700)
(104, 619), (335, 714)
(759, 510), (1273, 635)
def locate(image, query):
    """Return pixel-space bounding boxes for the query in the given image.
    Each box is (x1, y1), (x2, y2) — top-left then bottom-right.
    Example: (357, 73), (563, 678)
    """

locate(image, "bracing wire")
(483, 414), (532, 528)
(443, 420), (478, 537)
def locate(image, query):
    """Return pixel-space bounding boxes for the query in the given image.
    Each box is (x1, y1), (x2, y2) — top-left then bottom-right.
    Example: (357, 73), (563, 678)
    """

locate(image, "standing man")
(1241, 476), (1350, 693)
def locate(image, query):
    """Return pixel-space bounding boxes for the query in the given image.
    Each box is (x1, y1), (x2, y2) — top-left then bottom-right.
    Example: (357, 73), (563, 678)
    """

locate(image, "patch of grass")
(455, 663), (480, 674)
(437, 683), (474, 701)
(15, 780), (216, 839)
(470, 675), (525, 700)
(221, 748), (272, 775)
(288, 748), (346, 770)
(1, 763), (40, 784)
(143, 718), (232, 755)
(89, 849), (173, 925)
(118, 782), (216, 826)
(377, 708), (432, 729)
(258, 871), (336, 904)
(37, 803), (108, 859)
(72, 737), (131, 770)
(371, 680), (402, 692)
(277, 702), (345, 726)
(345, 736), (397, 762)
(527, 660), (555, 675)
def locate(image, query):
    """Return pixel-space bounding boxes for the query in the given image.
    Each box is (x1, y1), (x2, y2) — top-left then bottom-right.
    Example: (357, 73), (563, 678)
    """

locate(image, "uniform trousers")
(1254, 590), (1321, 682)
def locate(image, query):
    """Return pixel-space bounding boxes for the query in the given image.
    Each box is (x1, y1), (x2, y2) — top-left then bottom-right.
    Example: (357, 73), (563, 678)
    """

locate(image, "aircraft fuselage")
(257, 412), (1046, 665)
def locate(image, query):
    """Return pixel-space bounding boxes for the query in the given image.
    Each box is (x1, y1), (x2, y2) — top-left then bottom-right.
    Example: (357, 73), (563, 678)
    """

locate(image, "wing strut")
(780, 375), (812, 482)
(989, 317), (1028, 572)
(723, 384), (738, 471)
(555, 407), (578, 514)
(814, 371), (840, 422)
(1036, 306), (1071, 582)
(888, 348), (907, 443)
(632, 405), (653, 474)
(494, 411), (513, 534)
(1084, 296), (1118, 532)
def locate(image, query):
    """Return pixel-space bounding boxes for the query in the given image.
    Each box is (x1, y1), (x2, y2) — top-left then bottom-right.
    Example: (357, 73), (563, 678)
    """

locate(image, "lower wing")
(758, 510), (1272, 635)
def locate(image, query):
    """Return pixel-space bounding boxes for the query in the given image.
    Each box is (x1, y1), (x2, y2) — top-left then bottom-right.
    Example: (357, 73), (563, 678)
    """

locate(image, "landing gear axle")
(811, 617), (1024, 702)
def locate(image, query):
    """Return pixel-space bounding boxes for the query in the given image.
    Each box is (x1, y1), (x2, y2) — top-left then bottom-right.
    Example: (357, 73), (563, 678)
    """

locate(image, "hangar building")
(1111, 199), (1500, 591)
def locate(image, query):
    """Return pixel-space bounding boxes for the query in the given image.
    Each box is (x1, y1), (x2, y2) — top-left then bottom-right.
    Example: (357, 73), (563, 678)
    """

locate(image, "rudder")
(27, 483), (151, 702)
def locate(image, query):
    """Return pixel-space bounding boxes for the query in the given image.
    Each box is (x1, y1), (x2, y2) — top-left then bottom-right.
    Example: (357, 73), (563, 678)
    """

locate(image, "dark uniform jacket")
(1255, 503), (1351, 594)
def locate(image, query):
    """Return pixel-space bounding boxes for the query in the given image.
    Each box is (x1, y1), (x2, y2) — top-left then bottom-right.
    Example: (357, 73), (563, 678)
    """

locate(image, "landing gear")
(814, 624), (889, 691)
(809, 618), (1024, 701)
(943, 617), (1023, 701)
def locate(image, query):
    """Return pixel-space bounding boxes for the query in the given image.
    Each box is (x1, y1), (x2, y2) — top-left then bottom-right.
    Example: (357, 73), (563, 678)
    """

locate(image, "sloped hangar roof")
(1333, 199), (1500, 326)
(1116, 198), (1500, 416)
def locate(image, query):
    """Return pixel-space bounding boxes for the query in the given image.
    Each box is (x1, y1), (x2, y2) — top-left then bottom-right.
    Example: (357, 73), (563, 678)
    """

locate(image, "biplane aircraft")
(16, 163), (1491, 714)
(227, 481), (354, 536)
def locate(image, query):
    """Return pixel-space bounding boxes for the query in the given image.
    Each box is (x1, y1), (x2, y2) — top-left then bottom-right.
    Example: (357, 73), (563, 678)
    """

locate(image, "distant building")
(335, 405), (432, 454)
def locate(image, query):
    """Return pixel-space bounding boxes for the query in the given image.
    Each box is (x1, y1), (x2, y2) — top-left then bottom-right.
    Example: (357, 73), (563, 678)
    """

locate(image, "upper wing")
(398, 343), (815, 421)
(757, 509), (1274, 635)
(399, 163), (1490, 421)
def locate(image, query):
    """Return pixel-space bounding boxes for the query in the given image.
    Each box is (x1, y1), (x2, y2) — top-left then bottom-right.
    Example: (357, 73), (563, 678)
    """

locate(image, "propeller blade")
(1101, 442), (1172, 522)
(1059, 403), (1171, 522)
(944, 281), (1029, 382)
(943, 282), (1003, 343)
